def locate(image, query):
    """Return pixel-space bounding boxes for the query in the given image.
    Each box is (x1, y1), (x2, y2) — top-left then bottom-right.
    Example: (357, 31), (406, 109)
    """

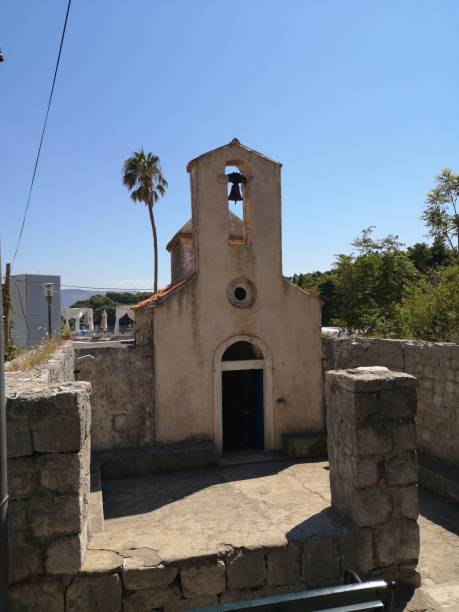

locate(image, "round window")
(234, 287), (247, 301)
(227, 278), (256, 308)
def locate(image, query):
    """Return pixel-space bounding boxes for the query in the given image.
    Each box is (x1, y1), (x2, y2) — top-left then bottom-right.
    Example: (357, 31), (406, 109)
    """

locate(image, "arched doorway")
(213, 335), (274, 454)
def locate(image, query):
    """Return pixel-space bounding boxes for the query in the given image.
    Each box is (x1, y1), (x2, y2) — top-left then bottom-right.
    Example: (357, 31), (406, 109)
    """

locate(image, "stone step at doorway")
(218, 450), (287, 467)
(94, 440), (219, 480)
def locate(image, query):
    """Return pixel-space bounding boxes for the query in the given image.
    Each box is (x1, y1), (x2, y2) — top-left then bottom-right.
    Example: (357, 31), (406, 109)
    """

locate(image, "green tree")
(122, 150), (168, 292)
(395, 265), (459, 342)
(422, 168), (459, 255)
(407, 238), (455, 273)
(331, 228), (419, 334)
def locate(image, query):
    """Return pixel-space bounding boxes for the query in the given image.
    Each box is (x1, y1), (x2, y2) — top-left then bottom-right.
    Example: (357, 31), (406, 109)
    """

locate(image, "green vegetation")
(291, 170), (459, 342)
(422, 168), (459, 255)
(122, 150), (168, 293)
(291, 229), (458, 341)
(71, 291), (153, 328)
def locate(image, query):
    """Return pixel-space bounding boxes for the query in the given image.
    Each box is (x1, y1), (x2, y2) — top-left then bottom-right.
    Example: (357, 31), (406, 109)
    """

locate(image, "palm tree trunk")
(148, 202), (158, 293)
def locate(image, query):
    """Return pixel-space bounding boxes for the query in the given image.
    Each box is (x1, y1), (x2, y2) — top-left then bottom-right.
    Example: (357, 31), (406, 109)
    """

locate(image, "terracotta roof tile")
(132, 274), (194, 311)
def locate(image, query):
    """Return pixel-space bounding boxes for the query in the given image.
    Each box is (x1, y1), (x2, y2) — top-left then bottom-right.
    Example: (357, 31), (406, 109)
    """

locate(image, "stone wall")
(323, 337), (459, 468)
(65, 529), (379, 612)
(75, 345), (154, 451)
(7, 382), (91, 610)
(5, 342), (75, 393)
(326, 366), (420, 585)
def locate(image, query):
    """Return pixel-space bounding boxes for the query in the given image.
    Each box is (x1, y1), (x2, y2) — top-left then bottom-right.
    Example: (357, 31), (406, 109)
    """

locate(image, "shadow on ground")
(102, 458), (328, 519)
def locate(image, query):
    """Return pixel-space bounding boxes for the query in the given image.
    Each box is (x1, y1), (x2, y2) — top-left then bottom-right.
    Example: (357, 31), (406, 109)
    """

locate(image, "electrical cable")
(5, 277), (154, 292)
(11, 0), (72, 269)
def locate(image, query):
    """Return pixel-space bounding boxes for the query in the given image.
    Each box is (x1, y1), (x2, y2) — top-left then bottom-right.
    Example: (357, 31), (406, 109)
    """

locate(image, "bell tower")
(186, 139), (283, 292)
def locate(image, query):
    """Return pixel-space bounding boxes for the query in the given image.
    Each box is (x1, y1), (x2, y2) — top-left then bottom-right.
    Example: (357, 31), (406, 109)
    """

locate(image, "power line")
(11, 0), (72, 269)
(6, 277), (154, 292)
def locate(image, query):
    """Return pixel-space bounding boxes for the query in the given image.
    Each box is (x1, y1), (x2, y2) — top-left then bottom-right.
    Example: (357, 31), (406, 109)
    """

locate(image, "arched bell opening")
(224, 161), (251, 245)
(213, 335), (274, 454)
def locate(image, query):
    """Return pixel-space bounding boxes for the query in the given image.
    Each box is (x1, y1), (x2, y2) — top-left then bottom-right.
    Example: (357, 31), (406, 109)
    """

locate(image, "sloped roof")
(186, 138), (282, 171)
(166, 212), (244, 251)
(132, 274), (195, 311)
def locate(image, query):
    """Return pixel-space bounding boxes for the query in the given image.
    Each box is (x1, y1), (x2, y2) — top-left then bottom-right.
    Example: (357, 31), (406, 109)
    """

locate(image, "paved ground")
(88, 459), (459, 611)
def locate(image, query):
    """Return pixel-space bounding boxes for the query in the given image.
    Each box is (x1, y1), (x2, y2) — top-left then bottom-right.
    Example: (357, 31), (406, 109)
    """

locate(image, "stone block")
(38, 443), (89, 494)
(326, 368), (415, 394)
(123, 558), (178, 591)
(181, 559), (226, 597)
(8, 499), (28, 531)
(302, 536), (340, 588)
(45, 532), (87, 575)
(30, 383), (91, 453)
(353, 393), (379, 419)
(219, 589), (254, 604)
(80, 549), (123, 574)
(266, 544), (300, 586)
(164, 594), (217, 612)
(9, 536), (43, 584)
(123, 585), (180, 611)
(30, 494), (83, 537)
(346, 487), (392, 527)
(355, 422), (393, 456)
(227, 550), (266, 590)
(66, 573), (122, 612)
(9, 456), (37, 500)
(379, 387), (417, 419)
(393, 421), (417, 450)
(391, 485), (419, 520)
(341, 528), (374, 576)
(9, 578), (66, 612)
(354, 458), (380, 488)
(373, 519), (419, 566)
(386, 452), (418, 486)
(7, 417), (33, 458)
(10, 578), (65, 612)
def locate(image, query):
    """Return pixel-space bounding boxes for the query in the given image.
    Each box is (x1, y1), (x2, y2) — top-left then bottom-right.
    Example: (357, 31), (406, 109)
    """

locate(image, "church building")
(133, 139), (323, 454)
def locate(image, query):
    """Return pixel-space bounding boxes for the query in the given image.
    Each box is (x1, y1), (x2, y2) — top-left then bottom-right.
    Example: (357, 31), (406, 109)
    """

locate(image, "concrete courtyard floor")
(87, 459), (459, 611)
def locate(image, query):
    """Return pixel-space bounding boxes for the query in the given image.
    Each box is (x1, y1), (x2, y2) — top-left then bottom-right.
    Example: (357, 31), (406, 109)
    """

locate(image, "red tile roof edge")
(132, 273), (195, 311)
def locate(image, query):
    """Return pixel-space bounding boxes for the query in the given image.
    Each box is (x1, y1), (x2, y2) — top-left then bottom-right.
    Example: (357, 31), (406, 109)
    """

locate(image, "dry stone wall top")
(323, 337), (459, 468)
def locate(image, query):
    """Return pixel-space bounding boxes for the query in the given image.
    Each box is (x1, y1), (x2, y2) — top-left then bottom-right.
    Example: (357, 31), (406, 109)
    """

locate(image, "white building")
(10, 274), (61, 349)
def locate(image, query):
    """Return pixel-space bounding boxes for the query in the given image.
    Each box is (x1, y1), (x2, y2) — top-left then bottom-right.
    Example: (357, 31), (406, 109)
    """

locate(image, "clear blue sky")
(1, 0), (458, 290)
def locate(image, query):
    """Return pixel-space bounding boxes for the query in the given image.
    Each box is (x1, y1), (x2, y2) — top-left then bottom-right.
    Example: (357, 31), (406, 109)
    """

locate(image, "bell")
(227, 172), (245, 203)
(228, 182), (243, 203)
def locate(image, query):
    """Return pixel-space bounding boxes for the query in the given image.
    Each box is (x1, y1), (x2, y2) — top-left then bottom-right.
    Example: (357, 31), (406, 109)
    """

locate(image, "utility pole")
(0, 46), (10, 611)
(0, 250), (10, 611)
(3, 263), (11, 346)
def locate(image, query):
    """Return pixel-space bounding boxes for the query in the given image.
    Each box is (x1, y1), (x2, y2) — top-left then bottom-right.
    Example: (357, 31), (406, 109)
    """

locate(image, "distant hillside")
(61, 289), (100, 310)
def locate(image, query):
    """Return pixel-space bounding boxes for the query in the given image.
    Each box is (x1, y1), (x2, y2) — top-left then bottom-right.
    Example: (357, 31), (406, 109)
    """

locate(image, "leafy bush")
(394, 266), (459, 342)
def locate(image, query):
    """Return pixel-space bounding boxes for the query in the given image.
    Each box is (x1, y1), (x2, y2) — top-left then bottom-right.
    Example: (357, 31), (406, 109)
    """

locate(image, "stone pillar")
(325, 366), (420, 584)
(7, 382), (91, 610)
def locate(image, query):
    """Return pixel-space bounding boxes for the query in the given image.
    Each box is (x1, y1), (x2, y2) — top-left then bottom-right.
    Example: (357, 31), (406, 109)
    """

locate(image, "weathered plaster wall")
(170, 236), (194, 283)
(143, 141), (323, 451)
(323, 337), (459, 468)
(75, 345), (155, 451)
(7, 382), (91, 609)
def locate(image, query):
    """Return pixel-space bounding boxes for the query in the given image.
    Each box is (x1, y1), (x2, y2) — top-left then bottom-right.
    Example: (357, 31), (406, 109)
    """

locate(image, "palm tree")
(122, 149), (168, 293)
